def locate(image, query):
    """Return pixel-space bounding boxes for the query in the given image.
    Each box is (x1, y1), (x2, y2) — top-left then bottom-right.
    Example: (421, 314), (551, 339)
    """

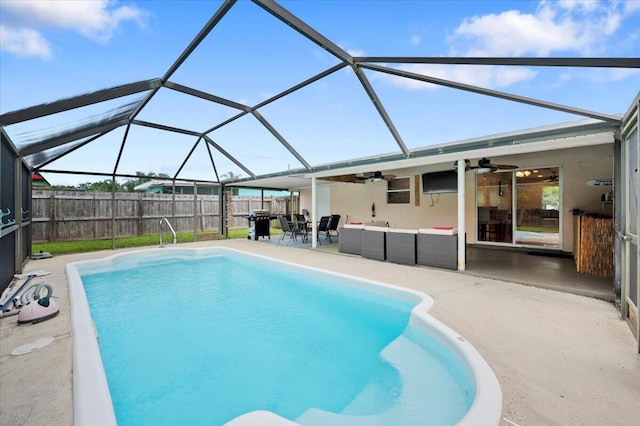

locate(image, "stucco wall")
(300, 143), (614, 252)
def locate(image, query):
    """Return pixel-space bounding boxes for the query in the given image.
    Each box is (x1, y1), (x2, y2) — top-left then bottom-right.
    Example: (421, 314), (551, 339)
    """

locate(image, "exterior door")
(620, 94), (639, 353)
(476, 168), (561, 248)
(476, 171), (513, 244)
(515, 167), (561, 247)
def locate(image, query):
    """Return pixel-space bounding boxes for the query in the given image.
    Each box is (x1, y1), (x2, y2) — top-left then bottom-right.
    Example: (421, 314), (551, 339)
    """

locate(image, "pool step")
(295, 332), (469, 425)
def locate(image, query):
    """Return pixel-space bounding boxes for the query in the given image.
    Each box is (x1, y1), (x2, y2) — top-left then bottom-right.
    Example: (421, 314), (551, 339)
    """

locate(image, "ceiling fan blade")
(323, 174), (361, 183)
(477, 158), (518, 171)
(491, 164), (518, 170)
(454, 160), (479, 172)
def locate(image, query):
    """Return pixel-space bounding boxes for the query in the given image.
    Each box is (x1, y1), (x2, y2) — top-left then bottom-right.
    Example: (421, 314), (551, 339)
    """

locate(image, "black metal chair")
(278, 215), (299, 243)
(294, 214), (310, 242)
(316, 216), (331, 243)
(328, 214), (341, 240)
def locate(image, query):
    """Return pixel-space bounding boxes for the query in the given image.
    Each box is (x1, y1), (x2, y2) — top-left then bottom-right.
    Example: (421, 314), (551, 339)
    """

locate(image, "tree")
(68, 171), (172, 192)
(220, 171), (242, 180)
(78, 179), (124, 192)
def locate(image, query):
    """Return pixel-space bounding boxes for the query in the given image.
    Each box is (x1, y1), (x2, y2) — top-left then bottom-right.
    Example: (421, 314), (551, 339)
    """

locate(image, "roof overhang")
(223, 174), (338, 191)
(305, 118), (618, 178)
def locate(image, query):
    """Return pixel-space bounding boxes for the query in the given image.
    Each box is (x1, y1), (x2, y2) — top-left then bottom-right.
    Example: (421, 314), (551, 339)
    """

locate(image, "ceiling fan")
(454, 158), (518, 173)
(355, 171), (396, 182)
(545, 171), (559, 182)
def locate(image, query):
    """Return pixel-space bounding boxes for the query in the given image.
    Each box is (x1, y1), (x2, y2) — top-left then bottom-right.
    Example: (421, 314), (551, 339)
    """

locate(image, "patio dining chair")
(327, 214), (341, 240)
(316, 216), (331, 243)
(278, 215), (300, 243)
(294, 214), (310, 243)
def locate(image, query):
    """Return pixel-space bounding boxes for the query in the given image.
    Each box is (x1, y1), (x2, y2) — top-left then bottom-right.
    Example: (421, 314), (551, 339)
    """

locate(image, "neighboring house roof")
(32, 172), (50, 187)
(133, 180), (219, 191)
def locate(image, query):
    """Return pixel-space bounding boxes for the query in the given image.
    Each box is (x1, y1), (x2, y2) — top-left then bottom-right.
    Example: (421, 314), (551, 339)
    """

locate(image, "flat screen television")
(422, 170), (458, 194)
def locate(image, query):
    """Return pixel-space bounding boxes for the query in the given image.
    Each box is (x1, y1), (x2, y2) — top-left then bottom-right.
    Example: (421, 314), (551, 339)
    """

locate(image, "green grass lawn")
(516, 226), (559, 233)
(32, 228), (282, 256)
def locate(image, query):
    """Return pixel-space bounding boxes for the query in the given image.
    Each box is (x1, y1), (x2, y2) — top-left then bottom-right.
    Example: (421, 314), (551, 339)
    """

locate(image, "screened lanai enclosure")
(1, 0), (639, 350)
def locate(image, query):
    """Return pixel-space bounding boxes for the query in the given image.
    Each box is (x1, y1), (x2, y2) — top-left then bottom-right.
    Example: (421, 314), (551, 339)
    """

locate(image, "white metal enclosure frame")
(619, 93), (640, 354)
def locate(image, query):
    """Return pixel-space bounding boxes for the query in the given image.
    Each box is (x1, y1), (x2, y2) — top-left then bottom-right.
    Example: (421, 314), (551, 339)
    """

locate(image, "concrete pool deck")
(1, 239), (639, 426)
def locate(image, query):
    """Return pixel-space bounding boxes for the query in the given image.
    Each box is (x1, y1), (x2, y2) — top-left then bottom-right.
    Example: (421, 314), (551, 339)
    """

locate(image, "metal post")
(172, 179), (176, 229)
(219, 184), (226, 238)
(457, 159), (466, 271)
(14, 157), (23, 273)
(193, 182), (198, 242)
(613, 138), (622, 308)
(311, 177), (317, 248)
(111, 176), (116, 250)
(290, 190), (294, 217)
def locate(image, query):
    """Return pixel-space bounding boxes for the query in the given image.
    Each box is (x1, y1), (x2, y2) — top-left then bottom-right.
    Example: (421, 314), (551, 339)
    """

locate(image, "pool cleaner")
(17, 292), (59, 325)
(0, 271), (57, 323)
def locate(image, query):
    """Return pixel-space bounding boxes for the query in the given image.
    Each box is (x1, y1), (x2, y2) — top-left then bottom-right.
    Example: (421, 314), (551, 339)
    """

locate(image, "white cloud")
(593, 67), (640, 82)
(625, 0), (640, 14)
(556, 72), (574, 85)
(450, 0), (629, 56)
(0, 0), (147, 58)
(556, 0), (600, 13)
(410, 35), (421, 46)
(384, 64), (537, 91)
(0, 25), (52, 59)
(382, 0), (637, 92)
(346, 48), (365, 57)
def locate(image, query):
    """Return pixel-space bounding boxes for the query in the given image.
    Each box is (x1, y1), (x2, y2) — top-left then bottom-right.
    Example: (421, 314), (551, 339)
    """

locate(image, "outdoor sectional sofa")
(338, 224), (366, 255)
(416, 228), (458, 270)
(360, 226), (388, 261)
(339, 224), (459, 270)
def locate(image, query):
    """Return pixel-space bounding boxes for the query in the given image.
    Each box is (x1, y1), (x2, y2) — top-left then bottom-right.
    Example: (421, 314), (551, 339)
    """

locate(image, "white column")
(457, 159), (466, 271)
(311, 177), (317, 248)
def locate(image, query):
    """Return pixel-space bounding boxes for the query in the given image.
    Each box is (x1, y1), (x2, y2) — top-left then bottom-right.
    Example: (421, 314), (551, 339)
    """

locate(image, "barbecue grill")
(247, 209), (275, 240)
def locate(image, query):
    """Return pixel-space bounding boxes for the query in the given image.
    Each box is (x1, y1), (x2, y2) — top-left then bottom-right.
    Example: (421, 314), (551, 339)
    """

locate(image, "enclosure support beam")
(128, 0), (237, 121)
(457, 159), (466, 271)
(362, 63), (621, 124)
(352, 66), (410, 157)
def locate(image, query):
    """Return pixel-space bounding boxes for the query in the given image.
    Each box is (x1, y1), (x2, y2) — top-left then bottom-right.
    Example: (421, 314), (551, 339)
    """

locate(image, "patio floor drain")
(11, 337), (54, 356)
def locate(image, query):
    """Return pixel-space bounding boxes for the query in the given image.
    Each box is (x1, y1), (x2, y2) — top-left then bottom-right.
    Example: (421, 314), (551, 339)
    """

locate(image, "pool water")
(80, 251), (476, 425)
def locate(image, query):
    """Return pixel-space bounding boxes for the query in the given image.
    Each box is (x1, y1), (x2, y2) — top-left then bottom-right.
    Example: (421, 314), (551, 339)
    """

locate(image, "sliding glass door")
(514, 167), (560, 247)
(477, 167), (561, 248)
(476, 172), (513, 244)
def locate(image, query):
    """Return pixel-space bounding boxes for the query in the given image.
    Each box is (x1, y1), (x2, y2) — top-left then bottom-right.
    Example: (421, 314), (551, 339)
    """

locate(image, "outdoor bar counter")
(573, 212), (614, 278)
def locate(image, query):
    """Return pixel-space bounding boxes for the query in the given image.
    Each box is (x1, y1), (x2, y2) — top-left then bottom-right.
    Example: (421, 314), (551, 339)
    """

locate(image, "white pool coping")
(67, 246), (502, 425)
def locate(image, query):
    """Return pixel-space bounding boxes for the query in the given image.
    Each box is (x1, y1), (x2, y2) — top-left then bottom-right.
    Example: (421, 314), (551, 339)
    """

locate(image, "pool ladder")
(160, 218), (177, 247)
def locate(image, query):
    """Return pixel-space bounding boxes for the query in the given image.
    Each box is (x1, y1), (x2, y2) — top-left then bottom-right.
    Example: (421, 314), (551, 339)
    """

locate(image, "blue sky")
(1, 0), (639, 185)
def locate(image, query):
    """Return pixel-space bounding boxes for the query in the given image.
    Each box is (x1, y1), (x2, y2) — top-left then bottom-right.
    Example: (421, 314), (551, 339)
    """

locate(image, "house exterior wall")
(300, 143), (613, 253)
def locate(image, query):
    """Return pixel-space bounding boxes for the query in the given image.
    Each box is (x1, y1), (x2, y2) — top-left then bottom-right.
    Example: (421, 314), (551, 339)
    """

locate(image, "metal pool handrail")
(160, 218), (177, 247)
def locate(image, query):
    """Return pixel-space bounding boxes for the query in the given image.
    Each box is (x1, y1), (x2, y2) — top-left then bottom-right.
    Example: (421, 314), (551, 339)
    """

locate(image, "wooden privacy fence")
(31, 190), (296, 243)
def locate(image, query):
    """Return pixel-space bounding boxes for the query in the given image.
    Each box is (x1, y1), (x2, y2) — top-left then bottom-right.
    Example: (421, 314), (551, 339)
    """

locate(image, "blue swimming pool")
(68, 247), (501, 425)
